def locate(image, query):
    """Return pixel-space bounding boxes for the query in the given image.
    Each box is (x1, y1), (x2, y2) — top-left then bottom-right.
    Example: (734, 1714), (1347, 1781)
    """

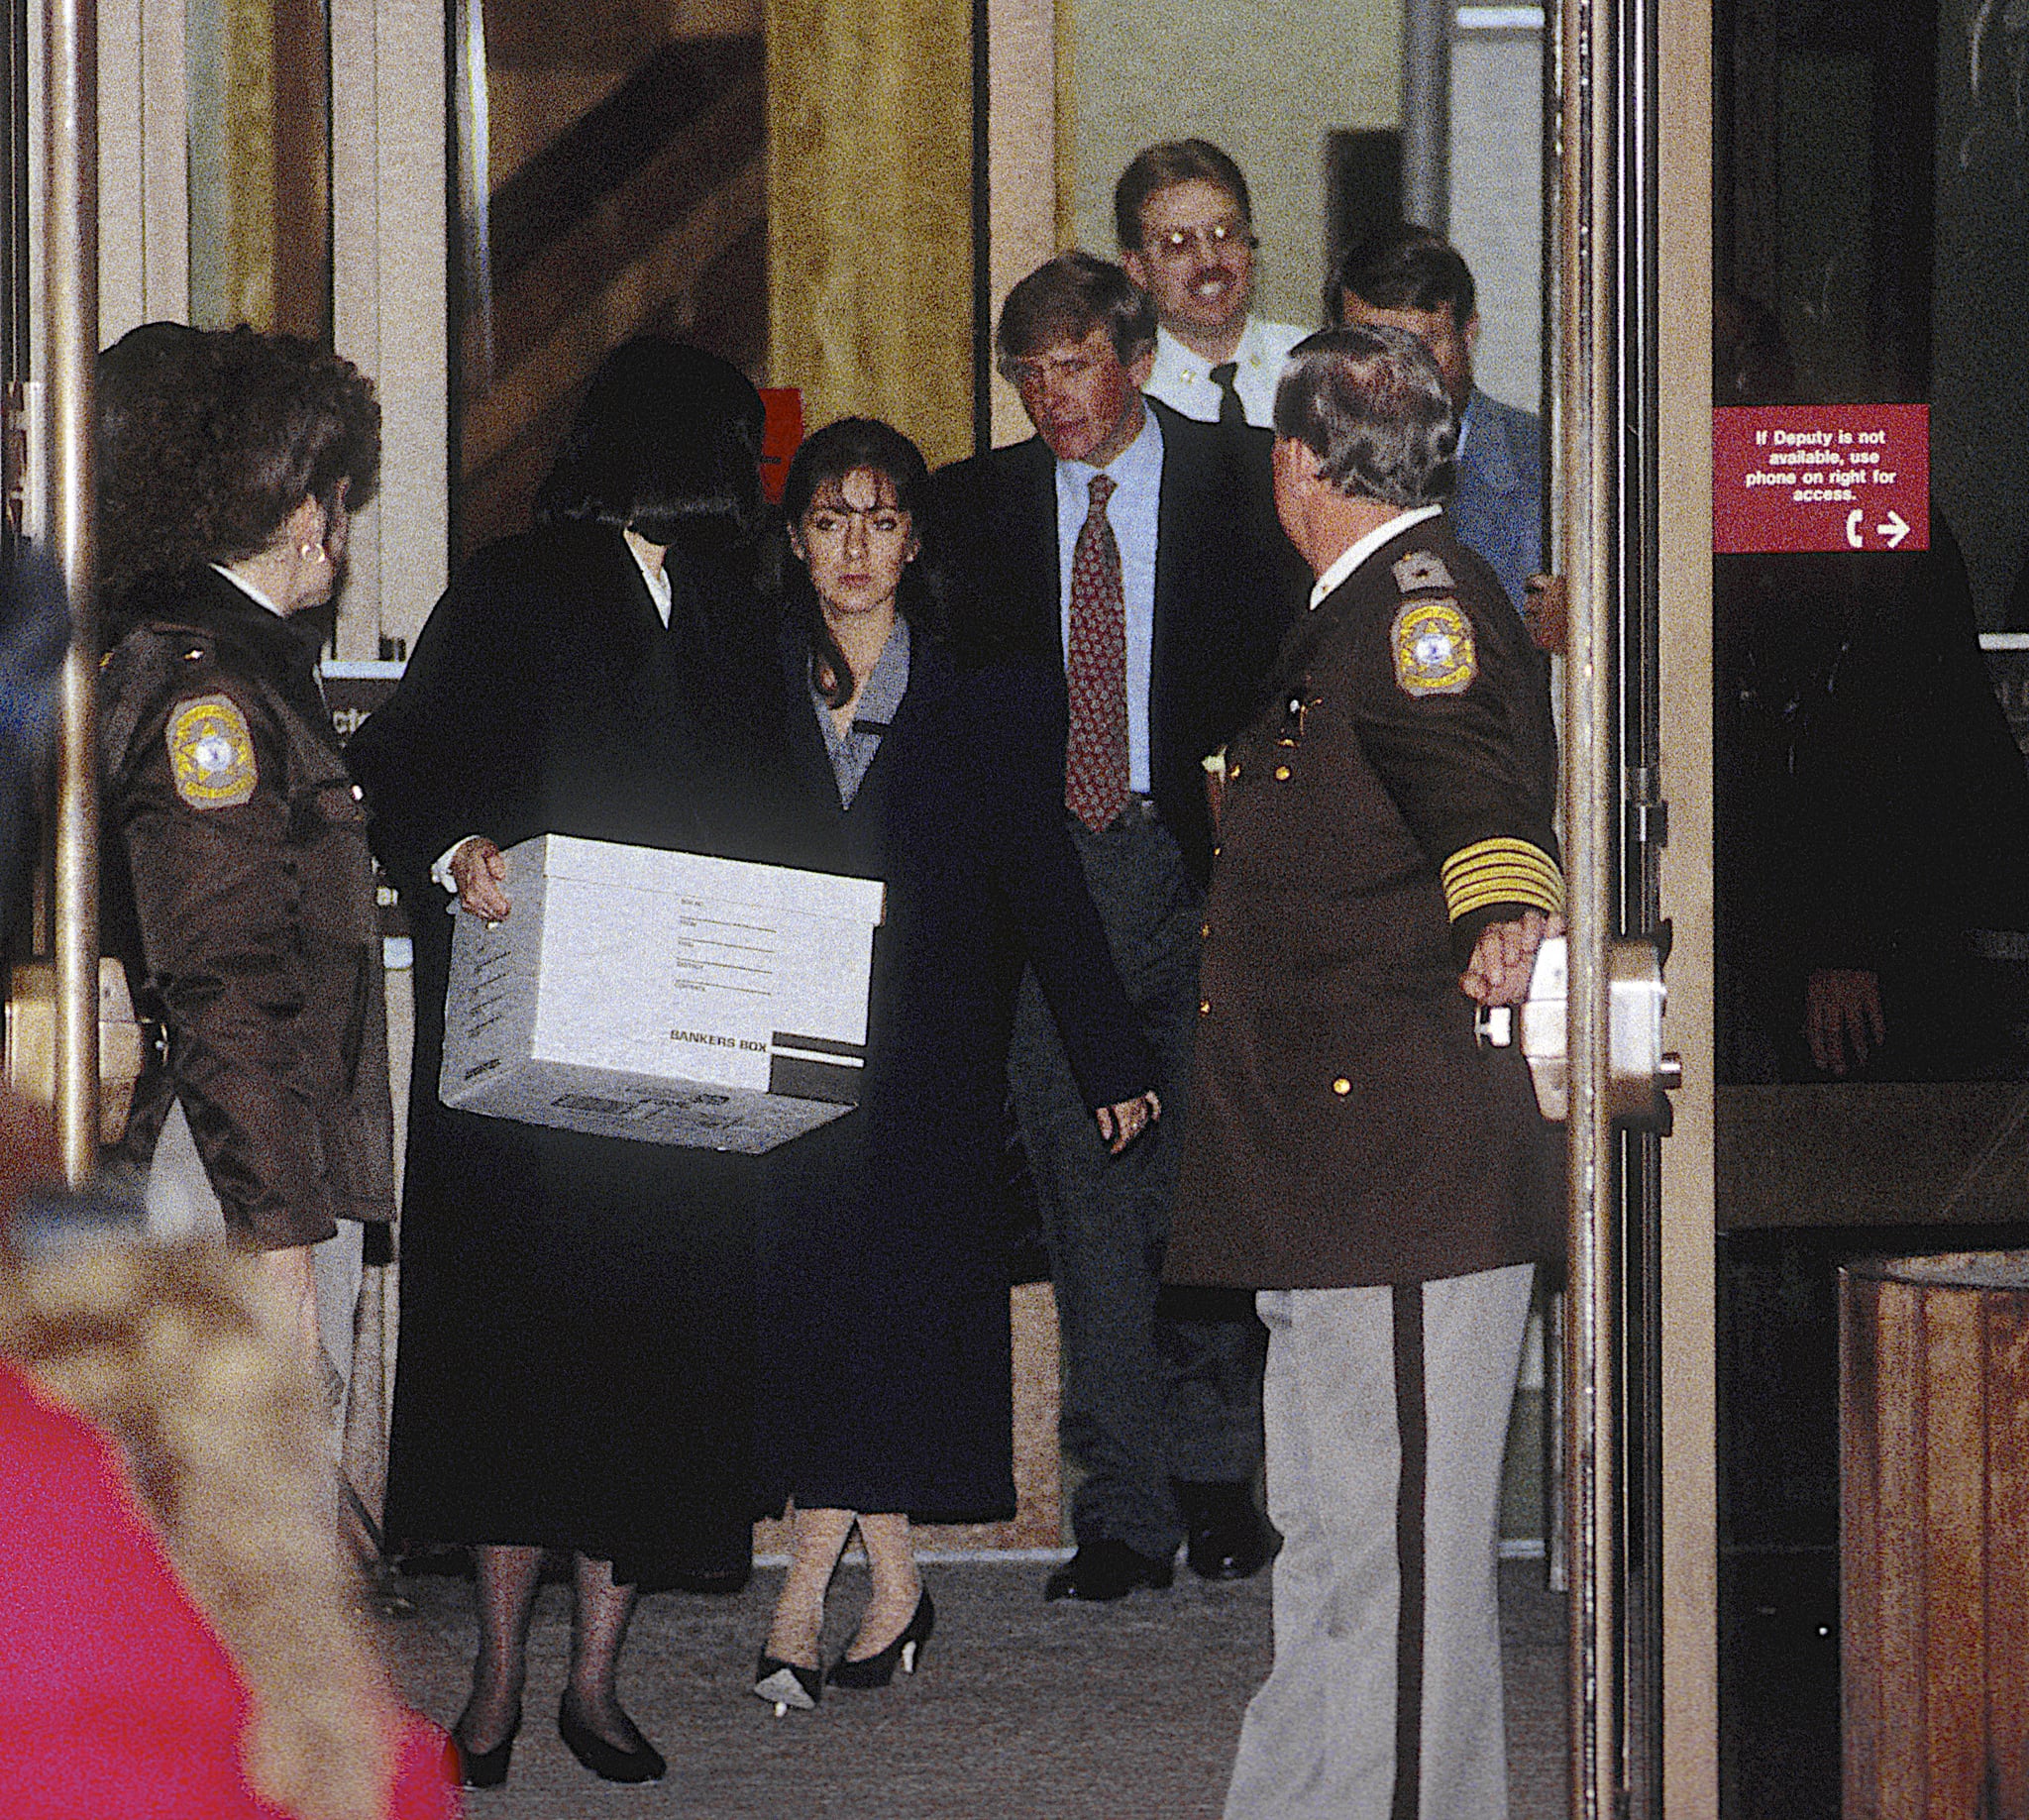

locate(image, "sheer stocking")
(766, 1505), (856, 1667)
(456, 1544), (540, 1755)
(563, 1554), (650, 1753)
(843, 1512), (921, 1663)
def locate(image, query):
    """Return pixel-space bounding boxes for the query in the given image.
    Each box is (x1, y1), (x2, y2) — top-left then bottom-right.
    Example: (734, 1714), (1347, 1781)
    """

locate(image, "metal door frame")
(1558, 0), (1717, 1812)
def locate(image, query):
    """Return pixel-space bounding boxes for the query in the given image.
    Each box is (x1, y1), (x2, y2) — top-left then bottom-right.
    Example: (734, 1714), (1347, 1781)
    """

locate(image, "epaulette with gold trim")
(1392, 550), (1456, 593)
(98, 621), (221, 784)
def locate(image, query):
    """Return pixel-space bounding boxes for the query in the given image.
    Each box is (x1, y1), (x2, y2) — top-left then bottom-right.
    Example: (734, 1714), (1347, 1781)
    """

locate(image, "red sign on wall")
(758, 387), (804, 504)
(1712, 404), (1929, 554)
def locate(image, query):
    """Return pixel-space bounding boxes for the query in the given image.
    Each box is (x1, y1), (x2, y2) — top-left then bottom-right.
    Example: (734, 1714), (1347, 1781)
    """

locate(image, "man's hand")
(450, 836), (511, 922)
(1804, 968), (1885, 1077)
(1460, 909), (1563, 1007)
(1523, 574), (1567, 656)
(1096, 1090), (1162, 1155)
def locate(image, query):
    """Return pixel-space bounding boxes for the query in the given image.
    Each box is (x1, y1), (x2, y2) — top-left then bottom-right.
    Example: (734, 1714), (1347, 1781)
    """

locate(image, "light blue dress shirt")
(1053, 407), (1163, 795)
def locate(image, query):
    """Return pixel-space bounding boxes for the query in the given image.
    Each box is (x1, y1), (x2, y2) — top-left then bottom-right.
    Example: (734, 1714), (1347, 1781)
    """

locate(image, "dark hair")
(1113, 139), (1252, 249)
(1331, 227), (1477, 334)
(96, 325), (380, 606)
(996, 252), (1158, 375)
(534, 336), (765, 548)
(781, 417), (939, 710)
(1273, 325), (1458, 509)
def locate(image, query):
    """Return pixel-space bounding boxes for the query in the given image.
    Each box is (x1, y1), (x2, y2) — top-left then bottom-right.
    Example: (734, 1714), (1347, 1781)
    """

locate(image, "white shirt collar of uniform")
(1455, 393), (1473, 462)
(210, 562), (285, 617)
(626, 538), (675, 625)
(1154, 315), (1276, 385)
(1307, 503), (1444, 610)
(1057, 397), (1163, 497)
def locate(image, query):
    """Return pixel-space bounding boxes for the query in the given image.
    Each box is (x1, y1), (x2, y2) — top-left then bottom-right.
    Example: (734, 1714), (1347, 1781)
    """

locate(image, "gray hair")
(1271, 325), (1457, 509)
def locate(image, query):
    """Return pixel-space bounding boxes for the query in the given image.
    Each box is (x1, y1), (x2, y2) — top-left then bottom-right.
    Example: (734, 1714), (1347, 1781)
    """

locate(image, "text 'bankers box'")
(440, 834), (885, 1153)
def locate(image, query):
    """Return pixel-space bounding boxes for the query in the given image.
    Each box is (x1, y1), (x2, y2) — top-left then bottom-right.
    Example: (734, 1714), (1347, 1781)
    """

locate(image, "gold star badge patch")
(1391, 598), (1477, 696)
(167, 695), (257, 807)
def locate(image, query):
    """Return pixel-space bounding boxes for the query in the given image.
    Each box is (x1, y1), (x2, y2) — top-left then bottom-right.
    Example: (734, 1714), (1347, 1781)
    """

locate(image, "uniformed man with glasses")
(1116, 140), (1307, 431)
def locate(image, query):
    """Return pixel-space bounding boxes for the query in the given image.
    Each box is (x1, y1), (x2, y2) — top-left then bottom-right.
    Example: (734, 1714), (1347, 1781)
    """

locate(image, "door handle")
(1476, 923), (1682, 1129)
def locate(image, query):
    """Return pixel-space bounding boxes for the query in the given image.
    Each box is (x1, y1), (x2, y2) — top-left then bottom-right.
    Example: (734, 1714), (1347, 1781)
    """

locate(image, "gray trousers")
(1226, 1266), (1533, 1820)
(1010, 803), (1264, 1558)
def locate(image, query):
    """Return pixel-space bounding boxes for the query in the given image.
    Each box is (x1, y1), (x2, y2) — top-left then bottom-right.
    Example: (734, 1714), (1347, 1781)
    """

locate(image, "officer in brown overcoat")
(1165, 324), (1563, 1820)
(97, 325), (389, 1364)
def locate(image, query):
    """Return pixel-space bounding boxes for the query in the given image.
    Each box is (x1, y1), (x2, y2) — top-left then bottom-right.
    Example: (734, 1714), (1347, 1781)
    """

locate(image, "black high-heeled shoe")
(753, 1652), (824, 1715)
(827, 1588), (935, 1689)
(452, 1705), (521, 1789)
(558, 1690), (666, 1783)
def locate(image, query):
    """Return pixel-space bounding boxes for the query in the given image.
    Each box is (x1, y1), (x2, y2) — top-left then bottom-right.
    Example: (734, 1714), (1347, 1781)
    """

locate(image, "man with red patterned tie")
(921, 253), (1300, 1601)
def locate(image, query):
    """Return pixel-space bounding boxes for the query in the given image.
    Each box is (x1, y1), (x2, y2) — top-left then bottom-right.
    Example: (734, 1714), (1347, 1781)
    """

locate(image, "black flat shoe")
(1043, 1538), (1176, 1602)
(452, 1706), (520, 1789)
(558, 1692), (666, 1783)
(753, 1652), (824, 1715)
(827, 1588), (935, 1689)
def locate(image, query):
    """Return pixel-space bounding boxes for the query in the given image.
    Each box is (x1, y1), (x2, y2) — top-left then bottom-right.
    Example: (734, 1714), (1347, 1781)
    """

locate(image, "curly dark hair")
(780, 416), (944, 709)
(96, 324), (380, 610)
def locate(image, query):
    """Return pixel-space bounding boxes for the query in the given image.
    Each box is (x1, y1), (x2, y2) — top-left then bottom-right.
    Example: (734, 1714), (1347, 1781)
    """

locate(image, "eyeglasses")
(1144, 220), (1257, 262)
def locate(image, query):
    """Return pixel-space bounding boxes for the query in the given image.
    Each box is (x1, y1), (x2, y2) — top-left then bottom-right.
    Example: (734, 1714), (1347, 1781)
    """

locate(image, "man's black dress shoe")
(1044, 1538), (1176, 1601)
(1174, 1478), (1274, 1581)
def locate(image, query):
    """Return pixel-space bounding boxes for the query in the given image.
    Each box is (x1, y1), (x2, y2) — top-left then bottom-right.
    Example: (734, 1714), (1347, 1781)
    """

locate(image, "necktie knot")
(1087, 473), (1117, 515)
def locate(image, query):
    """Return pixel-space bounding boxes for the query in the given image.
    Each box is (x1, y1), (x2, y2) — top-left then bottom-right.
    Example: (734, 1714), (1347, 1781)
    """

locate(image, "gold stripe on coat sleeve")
(1441, 837), (1565, 922)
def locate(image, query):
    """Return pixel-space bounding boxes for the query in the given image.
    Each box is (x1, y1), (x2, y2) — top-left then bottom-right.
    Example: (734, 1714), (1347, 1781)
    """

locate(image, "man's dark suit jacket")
(918, 396), (1302, 886)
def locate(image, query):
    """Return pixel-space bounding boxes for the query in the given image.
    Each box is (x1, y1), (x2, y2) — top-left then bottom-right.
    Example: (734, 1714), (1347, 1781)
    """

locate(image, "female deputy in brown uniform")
(1165, 325), (1562, 1820)
(96, 324), (388, 1364)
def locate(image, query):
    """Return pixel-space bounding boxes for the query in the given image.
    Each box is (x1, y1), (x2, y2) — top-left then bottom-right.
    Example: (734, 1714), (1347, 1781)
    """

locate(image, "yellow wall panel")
(768, 0), (975, 466)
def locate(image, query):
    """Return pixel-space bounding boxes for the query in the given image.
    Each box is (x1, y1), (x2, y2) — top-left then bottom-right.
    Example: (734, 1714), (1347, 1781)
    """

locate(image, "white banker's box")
(440, 834), (885, 1153)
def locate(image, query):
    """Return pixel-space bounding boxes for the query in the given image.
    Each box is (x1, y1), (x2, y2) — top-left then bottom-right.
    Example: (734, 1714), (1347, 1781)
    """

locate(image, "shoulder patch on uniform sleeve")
(1391, 598), (1477, 696)
(1392, 550), (1456, 593)
(165, 695), (258, 807)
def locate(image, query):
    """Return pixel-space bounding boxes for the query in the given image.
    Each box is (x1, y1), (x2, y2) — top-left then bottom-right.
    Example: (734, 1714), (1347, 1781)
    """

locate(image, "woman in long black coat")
(752, 418), (1158, 1711)
(346, 339), (780, 1787)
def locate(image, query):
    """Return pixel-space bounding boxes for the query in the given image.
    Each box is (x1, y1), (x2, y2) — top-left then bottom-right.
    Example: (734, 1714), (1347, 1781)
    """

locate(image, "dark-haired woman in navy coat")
(752, 417), (1158, 1712)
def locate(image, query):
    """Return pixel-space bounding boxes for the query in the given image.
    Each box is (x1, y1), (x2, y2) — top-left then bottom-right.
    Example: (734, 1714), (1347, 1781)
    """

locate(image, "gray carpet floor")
(374, 1557), (1568, 1818)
